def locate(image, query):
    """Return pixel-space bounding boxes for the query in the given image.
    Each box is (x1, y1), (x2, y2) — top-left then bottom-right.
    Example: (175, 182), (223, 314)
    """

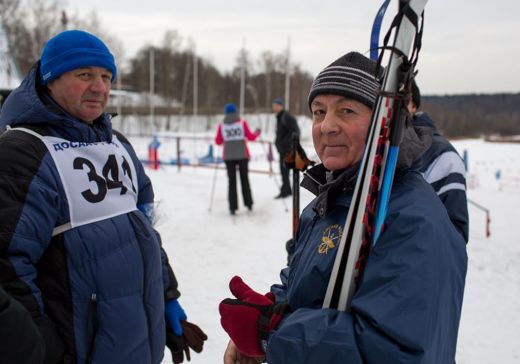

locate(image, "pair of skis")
(323, 0), (427, 311)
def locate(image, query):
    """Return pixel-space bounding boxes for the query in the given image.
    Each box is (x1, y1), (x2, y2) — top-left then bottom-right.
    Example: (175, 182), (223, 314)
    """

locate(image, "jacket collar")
(301, 163), (358, 217)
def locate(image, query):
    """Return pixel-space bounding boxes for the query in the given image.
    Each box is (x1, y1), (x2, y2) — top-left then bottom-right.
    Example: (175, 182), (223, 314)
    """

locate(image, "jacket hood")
(411, 111), (436, 130)
(397, 123), (433, 169)
(224, 112), (239, 124)
(0, 63), (113, 142)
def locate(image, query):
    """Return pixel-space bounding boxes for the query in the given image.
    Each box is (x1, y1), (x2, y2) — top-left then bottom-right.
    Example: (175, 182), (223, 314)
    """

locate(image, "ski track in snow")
(129, 136), (520, 363)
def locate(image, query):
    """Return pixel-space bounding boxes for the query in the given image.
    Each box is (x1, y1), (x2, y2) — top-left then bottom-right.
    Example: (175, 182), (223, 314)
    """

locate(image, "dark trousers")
(279, 157), (292, 195)
(225, 159), (253, 212)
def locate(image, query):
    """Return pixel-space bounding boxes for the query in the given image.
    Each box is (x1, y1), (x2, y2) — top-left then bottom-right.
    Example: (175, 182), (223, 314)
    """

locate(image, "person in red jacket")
(215, 103), (261, 215)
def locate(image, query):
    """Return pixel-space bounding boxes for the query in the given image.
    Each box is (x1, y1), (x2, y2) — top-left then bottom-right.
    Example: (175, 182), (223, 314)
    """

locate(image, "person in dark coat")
(272, 97), (300, 199)
(0, 29), (206, 364)
(215, 103), (261, 215)
(409, 81), (469, 242)
(219, 52), (467, 364)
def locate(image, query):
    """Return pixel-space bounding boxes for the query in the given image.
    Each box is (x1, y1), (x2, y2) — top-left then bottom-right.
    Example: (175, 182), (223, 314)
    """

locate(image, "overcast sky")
(64, 0), (519, 95)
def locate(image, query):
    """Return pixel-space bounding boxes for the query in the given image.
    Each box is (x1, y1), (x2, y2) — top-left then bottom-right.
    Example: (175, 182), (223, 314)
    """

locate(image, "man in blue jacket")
(219, 52), (467, 363)
(0, 30), (206, 363)
(409, 81), (469, 242)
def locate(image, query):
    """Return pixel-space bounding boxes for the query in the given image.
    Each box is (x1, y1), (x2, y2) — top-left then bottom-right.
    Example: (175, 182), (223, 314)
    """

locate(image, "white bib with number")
(10, 127), (138, 233)
(222, 122), (245, 141)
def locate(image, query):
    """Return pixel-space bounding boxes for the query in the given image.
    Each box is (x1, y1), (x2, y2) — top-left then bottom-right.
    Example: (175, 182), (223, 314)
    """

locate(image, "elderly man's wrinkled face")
(311, 94), (372, 171)
(47, 66), (112, 123)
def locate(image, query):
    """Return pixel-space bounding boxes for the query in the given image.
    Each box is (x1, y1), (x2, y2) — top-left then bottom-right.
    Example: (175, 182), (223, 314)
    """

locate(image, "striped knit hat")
(307, 52), (382, 110)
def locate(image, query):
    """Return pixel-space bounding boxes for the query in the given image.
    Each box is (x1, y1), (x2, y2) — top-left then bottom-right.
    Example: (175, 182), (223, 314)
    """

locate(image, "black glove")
(165, 320), (208, 363)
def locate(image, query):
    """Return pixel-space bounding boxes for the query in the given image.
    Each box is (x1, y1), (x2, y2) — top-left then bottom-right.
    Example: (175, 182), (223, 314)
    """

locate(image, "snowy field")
(130, 133), (520, 364)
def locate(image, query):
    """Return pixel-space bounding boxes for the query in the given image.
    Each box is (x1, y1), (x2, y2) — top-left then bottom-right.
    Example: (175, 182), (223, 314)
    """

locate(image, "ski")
(323, 0), (427, 311)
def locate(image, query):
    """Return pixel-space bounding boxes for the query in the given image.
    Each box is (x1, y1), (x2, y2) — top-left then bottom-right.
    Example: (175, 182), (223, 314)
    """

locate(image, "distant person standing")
(272, 97), (300, 199)
(215, 103), (261, 215)
(409, 81), (469, 242)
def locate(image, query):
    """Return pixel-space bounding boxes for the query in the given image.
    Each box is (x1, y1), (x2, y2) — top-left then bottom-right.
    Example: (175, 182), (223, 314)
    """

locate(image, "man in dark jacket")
(0, 29), (206, 364)
(219, 52), (467, 364)
(409, 81), (469, 242)
(272, 97), (300, 198)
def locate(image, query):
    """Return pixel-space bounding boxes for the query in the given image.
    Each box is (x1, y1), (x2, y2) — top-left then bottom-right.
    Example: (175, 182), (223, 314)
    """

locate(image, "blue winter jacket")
(0, 65), (179, 363)
(411, 112), (469, 242)
(267, 164), (467, 363)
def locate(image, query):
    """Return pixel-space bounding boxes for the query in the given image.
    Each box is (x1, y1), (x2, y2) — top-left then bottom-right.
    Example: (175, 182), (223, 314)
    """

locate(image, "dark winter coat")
(0, 65), (179, 364)
(274, 110), (300, 156)
(411, 111), (469, 242)
(215, 113), (259, 161)
(0, 285), (45, 364)
(267, 163), (467, 364)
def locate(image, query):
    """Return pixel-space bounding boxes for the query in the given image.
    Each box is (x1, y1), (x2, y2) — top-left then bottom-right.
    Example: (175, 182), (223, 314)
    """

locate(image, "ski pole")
(286, 134), (314, 239)
(208, 146), (220, 212)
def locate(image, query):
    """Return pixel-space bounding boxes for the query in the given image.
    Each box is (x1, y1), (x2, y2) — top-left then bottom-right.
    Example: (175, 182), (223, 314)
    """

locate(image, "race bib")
(222, 122), (244, 141)
(11, 128), (138, 230)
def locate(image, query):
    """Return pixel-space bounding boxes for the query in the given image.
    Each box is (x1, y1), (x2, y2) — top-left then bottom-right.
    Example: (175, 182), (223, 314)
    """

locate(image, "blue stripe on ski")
(370, 0), (392, 61)
(374, 145), (398, 245)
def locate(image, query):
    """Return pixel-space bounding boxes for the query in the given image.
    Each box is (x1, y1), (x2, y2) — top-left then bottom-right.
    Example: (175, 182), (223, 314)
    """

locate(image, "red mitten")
(219, 276), (290, 357)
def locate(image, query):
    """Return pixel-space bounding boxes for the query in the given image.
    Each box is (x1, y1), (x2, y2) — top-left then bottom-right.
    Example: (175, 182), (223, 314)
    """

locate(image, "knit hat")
(272, 97), (284, 106)
(224, 103), (237, 114)
(411, 80), (421, 108)
(40, 29), (117, 85)
(307, 52), (382, 110)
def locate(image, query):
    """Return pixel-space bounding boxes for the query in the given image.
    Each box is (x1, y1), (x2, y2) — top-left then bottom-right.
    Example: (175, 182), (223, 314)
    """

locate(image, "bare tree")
(0, 0), (64, 73)
(66, 9), (124, 70)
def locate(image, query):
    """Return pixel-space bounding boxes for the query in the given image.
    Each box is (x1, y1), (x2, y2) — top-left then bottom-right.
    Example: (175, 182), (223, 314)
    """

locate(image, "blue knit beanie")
(40, 29), (117, 85)
(224, 103), (237, 114)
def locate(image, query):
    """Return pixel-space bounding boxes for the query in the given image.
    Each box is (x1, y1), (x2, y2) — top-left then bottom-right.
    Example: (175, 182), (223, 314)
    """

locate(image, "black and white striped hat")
(307, 52), (383, 110)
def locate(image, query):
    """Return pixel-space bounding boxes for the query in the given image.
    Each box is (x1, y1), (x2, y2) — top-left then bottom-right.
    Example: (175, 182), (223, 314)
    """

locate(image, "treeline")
(124, 37), (313, 115)
(0, 0), (313, 115)
(421, 93), (520, 138)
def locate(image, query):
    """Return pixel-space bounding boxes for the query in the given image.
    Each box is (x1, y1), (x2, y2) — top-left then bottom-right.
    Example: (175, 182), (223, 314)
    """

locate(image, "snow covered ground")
(130, 135), (520, 364)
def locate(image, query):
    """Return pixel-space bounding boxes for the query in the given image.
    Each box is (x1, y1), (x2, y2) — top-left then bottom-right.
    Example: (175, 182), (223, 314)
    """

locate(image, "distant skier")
(219, 52), (467, 364)
(272, 97), (300, 199)
(0, 29), (206, 363)
(215, 102), (261, 215)
(409, 80), (469, 242)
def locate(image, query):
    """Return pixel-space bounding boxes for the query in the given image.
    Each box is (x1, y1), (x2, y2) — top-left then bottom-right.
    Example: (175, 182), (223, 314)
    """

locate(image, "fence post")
(176, 137), (182, 172)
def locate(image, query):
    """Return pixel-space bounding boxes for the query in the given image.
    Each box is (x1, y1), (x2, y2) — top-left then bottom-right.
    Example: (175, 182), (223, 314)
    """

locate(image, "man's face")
(47, 66), (112, 123)
(311, 94), (372, 171)
(272, 103), (283, 113)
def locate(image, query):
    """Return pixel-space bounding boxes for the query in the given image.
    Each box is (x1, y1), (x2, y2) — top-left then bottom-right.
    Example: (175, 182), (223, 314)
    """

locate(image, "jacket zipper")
(87, 293), (98, 363)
